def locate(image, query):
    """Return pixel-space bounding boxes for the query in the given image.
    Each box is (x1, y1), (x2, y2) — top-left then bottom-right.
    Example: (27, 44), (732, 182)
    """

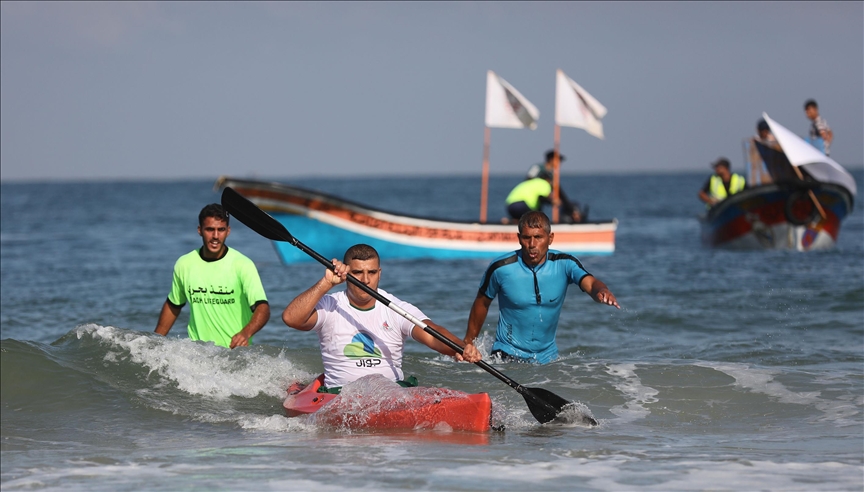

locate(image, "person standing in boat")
(748, 119), (775, 186)
(521, 150), (583, 223)
(698, 157), (746, 207)
(462, 211), (619, 365)
(804, 99), (833, 156)
(154, 204), (270, 349)
(281, 243), (481, 392)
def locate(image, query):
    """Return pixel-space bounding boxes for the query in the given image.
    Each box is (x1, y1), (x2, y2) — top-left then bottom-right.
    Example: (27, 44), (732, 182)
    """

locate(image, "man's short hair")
(199, 203), (229, 226)
(804, 99), (818, 110)
(344, 243), (379, 264)
(545, 150), (566, 164)
(518, 211), (551, 235)
(711, 157), (731, 170)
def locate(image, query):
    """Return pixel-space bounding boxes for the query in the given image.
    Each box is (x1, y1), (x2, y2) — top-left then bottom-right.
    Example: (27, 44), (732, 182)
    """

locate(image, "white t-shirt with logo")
(312, 288), (426, 388)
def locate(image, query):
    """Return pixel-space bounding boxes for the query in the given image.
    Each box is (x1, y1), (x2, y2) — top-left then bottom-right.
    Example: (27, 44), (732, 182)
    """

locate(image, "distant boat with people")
(215, 69), (618, 264)
(700, 113), (856, 251)
(214, 176), (617, 264)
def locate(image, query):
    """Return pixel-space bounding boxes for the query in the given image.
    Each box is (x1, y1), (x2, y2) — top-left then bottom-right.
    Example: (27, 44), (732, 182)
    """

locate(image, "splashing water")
(551, 401), (599, 427)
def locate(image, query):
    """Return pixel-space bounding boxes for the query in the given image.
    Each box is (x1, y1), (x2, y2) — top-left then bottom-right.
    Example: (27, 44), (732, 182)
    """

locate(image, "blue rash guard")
(478, 249), (591, 364)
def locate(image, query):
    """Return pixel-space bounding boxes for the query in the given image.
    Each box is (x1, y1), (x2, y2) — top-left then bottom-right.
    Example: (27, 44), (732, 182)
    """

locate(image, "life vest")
(709, 174), (745, 202)
(505, 178), (552, 210)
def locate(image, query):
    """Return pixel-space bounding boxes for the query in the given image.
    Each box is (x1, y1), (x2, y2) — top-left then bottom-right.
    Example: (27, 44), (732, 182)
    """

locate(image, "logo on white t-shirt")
(344, 332), (382, 359)
(344, 332), (383, 368)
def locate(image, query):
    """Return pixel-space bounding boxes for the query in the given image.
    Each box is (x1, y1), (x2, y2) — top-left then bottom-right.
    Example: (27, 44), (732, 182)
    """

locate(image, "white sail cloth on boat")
(484, 71), (540, 130)
(763, 113), (857, 196)
(554, 69), (607, 139)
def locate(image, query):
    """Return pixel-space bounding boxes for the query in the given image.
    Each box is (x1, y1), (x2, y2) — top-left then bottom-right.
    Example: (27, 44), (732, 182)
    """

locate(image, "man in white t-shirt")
(281, 243), (481, 391)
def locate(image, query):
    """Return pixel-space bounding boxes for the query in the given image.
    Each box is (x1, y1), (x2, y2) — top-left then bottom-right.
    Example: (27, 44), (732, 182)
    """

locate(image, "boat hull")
(216, 177), (616, 263)
(284, 375), (493, 433)
(699, 182), (853, 251)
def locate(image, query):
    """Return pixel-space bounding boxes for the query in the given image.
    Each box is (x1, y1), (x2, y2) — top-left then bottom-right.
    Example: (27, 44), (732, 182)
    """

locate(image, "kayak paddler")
(281, 243), (482, 393)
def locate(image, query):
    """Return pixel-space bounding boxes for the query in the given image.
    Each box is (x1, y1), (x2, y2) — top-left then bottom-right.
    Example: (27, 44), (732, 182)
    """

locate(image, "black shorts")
(507, 201), (532, 219)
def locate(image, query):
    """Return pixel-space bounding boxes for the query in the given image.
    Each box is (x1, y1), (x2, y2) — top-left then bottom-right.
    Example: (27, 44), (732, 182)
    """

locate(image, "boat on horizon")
(214, 176), (617, 264)
(700, 113), (856, 251)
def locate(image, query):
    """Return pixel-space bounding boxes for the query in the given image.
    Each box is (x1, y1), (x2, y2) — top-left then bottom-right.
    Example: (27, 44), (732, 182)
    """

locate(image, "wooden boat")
(214, 176), (617, 264)
(284, 374), (493, 433)
(700, 113), (856, 251)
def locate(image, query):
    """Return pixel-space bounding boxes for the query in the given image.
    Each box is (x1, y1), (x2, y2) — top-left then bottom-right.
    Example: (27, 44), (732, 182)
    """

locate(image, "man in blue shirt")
(461, 211), (619, 364)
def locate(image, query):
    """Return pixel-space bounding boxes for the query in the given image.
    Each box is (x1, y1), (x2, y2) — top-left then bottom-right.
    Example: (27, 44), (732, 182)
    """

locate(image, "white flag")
(555, 69), (607, 139)
(485, 70), (539, 130)
(762, 113), (857, 196)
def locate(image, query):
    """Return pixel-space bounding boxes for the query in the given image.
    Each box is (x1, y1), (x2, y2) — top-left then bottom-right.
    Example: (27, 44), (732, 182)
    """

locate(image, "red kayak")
(284, 374), (493, 433)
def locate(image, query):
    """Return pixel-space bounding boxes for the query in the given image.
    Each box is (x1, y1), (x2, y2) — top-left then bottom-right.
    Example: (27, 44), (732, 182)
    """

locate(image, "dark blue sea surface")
(2, 172), (863, 491)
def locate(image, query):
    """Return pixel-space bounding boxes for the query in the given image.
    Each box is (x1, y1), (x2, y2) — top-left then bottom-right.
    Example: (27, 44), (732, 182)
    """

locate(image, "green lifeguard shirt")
(505, 178), (552, 210)
(167, 247), (267, 348)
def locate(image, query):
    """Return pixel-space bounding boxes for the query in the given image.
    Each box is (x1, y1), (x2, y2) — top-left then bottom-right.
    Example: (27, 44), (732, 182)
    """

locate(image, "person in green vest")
(699, 157), (746, 207)
(154, 203), (270, 348)
(523, 150), (583, 223)
(505, 165), (582, 223)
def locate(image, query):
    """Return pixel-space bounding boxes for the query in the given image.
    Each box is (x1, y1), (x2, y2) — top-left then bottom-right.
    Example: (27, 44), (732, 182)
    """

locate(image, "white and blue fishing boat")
(700, 113), (856, 251)
(214, 176), (617, 264)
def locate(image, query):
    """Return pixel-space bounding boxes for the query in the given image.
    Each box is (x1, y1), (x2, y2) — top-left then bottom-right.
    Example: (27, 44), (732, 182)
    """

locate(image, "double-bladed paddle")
(221, 186), (597, 426)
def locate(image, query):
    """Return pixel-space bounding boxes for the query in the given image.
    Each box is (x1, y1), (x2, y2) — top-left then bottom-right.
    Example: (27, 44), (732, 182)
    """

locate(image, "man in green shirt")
(155, 204), (270, 348)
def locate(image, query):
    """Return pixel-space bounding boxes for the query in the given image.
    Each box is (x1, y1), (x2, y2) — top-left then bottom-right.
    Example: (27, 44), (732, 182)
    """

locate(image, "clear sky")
(1, 2), (861, 182)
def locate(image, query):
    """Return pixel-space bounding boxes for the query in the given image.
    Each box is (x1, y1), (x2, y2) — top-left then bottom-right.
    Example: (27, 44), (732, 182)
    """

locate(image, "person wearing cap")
(512, 150), (583, 223)
(804, 99), (832, 156)
(699, 158), (746, 207)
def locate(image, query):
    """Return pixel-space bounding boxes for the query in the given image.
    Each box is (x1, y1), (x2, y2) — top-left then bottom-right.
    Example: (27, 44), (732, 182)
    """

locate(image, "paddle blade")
(221, 187), (295, 243)
(522, 387), (598, 426)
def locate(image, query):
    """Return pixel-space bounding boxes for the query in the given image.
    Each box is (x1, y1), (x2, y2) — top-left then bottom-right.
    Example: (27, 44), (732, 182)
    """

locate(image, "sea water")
(1, 172), (862, 491)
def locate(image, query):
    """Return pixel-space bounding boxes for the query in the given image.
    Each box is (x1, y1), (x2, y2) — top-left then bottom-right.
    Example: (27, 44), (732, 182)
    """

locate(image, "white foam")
(75, 324), (312, 400)
(4, 456), (860, 492)
(237, 413), (313, 433)
(695, 361), (861, 425)
(605, 363), (659, 422)
(432, 457), (863, 491)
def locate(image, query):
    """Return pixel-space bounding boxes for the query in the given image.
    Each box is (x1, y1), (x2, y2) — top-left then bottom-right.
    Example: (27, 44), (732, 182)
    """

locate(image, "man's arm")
(579, 275), (620, 309)
(154, 300), (182, 336)
(698, 177), (716, 205)
(558, 188), (579, 218)
(282, 259), (347, 331)
(411, 321), (478, 361)
(464, 293), (492, 344)
(229, 302), (271, 349)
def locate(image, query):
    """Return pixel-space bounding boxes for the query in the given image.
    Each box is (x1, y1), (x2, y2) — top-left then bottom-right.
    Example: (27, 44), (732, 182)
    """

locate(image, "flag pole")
(479, 126), (491, 223)
(552, 123), (561, 223)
